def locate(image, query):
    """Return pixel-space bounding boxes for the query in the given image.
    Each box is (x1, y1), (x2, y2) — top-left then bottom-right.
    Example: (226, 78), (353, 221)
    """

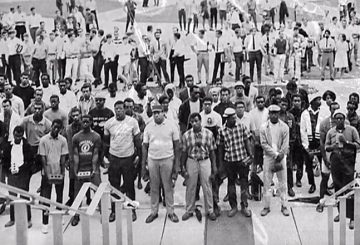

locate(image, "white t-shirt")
(200, 110), (222, 128)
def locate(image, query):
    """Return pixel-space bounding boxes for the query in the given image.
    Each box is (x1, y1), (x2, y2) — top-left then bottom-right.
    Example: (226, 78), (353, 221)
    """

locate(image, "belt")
(67, 56), (78, 59)
(48, 53), (56, 56)
(249, 50), (261, 53)
(81, 56), (92, 59)
(198, 50), (209, 52)
(189, 156), (209, 161)
(323, 50), (333, 53)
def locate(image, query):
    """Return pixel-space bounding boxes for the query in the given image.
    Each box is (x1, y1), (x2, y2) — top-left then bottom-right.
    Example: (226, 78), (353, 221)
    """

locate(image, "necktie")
(216, 38), (219, 52)
(253, 35), (255, 50)
(267, 36), (269, 53)
(157, 39), (160, 50)
(326, 38), (328, 48)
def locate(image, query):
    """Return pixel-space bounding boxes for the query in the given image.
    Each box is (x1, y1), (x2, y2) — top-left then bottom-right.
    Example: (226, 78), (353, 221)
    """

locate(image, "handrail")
(69, 182), (92, 216)
(334, 177), (360, 197)
(86, 182), (108, 215)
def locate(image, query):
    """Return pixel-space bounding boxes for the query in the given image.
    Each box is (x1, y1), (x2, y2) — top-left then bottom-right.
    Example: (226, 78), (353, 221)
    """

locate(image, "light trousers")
(274, 54), (286, 81)
(80, 57), (94, 81)
(289, 53), (301, 80)
(65, 58), (79, 82)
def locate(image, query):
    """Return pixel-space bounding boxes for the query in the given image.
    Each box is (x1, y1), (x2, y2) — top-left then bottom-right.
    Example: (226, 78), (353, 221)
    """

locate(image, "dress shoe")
(102, 86), (108, 90)
(28, 221), (32, 229)
(349, 220), (354, 230)
(214, 205), (221, 217)
(260, 207), (270, 216)
(308, 185), (316, 194)
(5, 220), (14, 227)
(132, 210), (137, 222)
(182, 212), (193, 221)
(316, 203), (324, 213)
(227, 207), (238, 217)
(223, 194), (229, 202)
(288, 188), (295, 197)
(71, 215), (80, 226)
(167, 213), (179, 223)
(325, 189), (333, 196)
(109, 212), (116, 223)
(241, 208), (252, 218)
(295, 180), (302, 187)
(281, 206), (290, 216)
(208, 212), (217, 221)
(145, 213), (158, 223)
(195, 208), (202, 222)
(334, 215), (339, 222)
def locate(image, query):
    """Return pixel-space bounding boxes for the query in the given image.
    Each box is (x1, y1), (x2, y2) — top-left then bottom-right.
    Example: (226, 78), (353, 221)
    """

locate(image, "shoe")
(214, 205), (221, 217)
(330, 78), (334, 81)
(208, 212), (217, 221)
(195, 208), (202, 222)
(223, 194), (229, 202)
(132, 210), (137, 222)
(308, 185), (316, 194)
(288, 188), (295, 197)
(145, 213), (158, 223)
(260, 207), (271, 216)
(28, 221), (32, 229)
(5, 220), (14, 227)
(316, 203), (324, 213)
(71, 215), (80, 226)
(321, 78), (325, 81)
(281, 206), (290, 216)
(109, 212), (116, 223)
(137, 181), (143, 190)
(241, 208), (252, 217)
(296, 180), (302, 188)
(349, 220), (354, 230)
(227, 207), (238, 217)
(167, 213), (179, 223)
(102, 86), (108, 90)
(41, 224), (49, 234)
(334, 215), (339, 222)
(182, 212), (193, 221)
(325, 189), (333, 196)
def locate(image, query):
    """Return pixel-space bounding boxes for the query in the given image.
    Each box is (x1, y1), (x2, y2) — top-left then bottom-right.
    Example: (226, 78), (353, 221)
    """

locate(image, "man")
(179, 74), (205, 103)
(209, 0), (218, 30)
(232, 28), (247, 81)
(0, 99), (21, 143)
(172, 33), (186, 88)
(64, 32), (80, 83)
(104, 83), (119, 112)
(124, 0), (136, 33)
(102, 34), (116, 90)
(79, 32), (95, 82)
(235, 101), (251, 130)
(56, 28), (67, 80)
(181, 112), (217, 221)
(92, 29), (105, 83)
(40, 74), (57, 107)
(217, 108), (253, 218)
(28, 7), (42, 43)
(44, 95), (68, 129)
(13, 72), (34, 109)
(22, 33), (33, 73)
(245, 28), (264, 84)
(243, 76), (258, 110)
(247, 0), (258, 30)
(142, 104), (180, 223)
(89, 93), (114, 138)
(151, 29), (170, 84)
(70, 115), (102, 226)
(273, 30), (288, 84)
(84, 8), (96, 32)
(211, 30), (227, 84)
(214, 87), (235, 123)
(191, 30), (210, 84)
(3, 126), (33, 228)
(278, 98), (296, 197)
(2, 82), (24, 117)
(14, 6), (26, 40)
(260, 105), (290, 217)
(38, 119), (68, 233)
(285, 80), (309, 110)
(7, 29), (23, 85)
(21, 102), (51, 174)
(25, 88), (47, 116)
(299, 94), (322, 194)
(319, 30), (336, 81)
(54, 10), (66, 31)
(176, 0), (187, 32)
(57, 79), (77, 114)
(231, 82), (251, 112)
(47, 32), (58, 84)
(178, 85), (203, 134)
(200, 96), (222, 130)
(289, 27), (305, 81)
(104, 100), (141, 222)
(78, 83), (95, 115)
(325, 109), (359, 230)
(347, 101), (360, 134)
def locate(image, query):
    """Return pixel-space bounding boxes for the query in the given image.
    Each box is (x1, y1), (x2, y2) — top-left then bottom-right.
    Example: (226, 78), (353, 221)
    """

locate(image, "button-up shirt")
(7, 37), (23, 55)
(21, 115), (52, 146)
(33, 41), (48, 60)
(217, 123), (251, 162)
(182, 127), (216, 160)
(151, 38), (168, 61)
(28, 13), (42, 28)
(192, 36), (210, 52)
(245, 32), (263, 52)
(232, 36), (246, 53)
(46, 39), (58, 56)
(319, 37), (336, 52)
(57, 90), (78, 113)
(13, 12), (26, 26)
(63, 39), (80, 58)
(102, 41), (117, 61)
(213, 36), (227, 53)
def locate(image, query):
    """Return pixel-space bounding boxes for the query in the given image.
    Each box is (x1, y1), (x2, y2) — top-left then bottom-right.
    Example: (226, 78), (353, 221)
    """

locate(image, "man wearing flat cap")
(260, 104), (290, 217)
(231, 81), (251, 112)
(217, 107), (253, 218)
(319, 29), (335, 81)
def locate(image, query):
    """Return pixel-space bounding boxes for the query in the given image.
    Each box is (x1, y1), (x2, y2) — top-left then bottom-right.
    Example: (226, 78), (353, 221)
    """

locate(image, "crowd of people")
(0, 0), (359, 237)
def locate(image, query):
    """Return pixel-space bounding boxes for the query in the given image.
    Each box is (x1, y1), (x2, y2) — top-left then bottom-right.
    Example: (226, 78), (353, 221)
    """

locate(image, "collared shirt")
(182, 127), (216, 160)
(192, 36), (210, 52)
(232, 36), (246, 53)
(13, 12), (26, 26)
(213, 36), (227, 53)
(21, 115), (52, 146)
(245, 32), (263, 52)
(57, 90), (78, 113)
(151, 38), (168, 61)
(33, 41), (48, 60)
(46, 39), (58, 56)
(104, 115), (140, 158)
(325, 125), (360, 158)
(0, 111), (22, 142)
(318, 37), (336, 51)
(63, 39), (80, 58)
(7, 37), (23, 55)
(56, 35), (67, 59)
(102, 41), (117, 61)
(173, 39), (186, 57)
(217, 123), (251, 162)
(200, 110), (222, 128)
(22, 41), (34, 58)
(0, 95), (25, 117)
(143, 119), (179, 159)
(236, 112), (251, 130)
(28, 13), (42, 28)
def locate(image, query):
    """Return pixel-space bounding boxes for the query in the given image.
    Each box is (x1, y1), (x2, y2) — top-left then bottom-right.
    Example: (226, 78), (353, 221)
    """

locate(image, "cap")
(152, 104), (162, 112)
(268, 104), (281, 112)
(322, 90), (336, 101)
(209, 87), (221, 95)
(309, 93), (322, 103)
(333, 109), (346, 117)
(223, 108), (236, 118)
(234, 81), (244, 89)
(94, 92), (106, 99)
(8, 29), (16, 34)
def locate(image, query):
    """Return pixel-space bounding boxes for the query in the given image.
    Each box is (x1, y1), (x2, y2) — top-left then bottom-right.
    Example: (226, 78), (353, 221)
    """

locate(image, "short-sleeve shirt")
(200, 110), (222, 128)
(143, 119), (180, 160)
(72, 130), (102, 172)
(88, 107), (114, 138)
(104, 116), (140, 158)
(182, 127), (216, 160)
(38, 133), (69, 174)
(21, 116), (52, 146)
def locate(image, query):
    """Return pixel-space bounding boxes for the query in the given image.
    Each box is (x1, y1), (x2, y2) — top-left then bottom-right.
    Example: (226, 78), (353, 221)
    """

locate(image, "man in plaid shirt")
(181, 113), (218, 221)
(217, 108), (254, 218)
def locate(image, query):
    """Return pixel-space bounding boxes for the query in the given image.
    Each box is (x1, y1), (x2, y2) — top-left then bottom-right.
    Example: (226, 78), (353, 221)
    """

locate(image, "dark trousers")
(279, 15), (286, 25)
(154, 59), (170, 83)
(138, 57), (149, 83)
(91, 10), (99, 29)
(287, 150), (294, 189)
(178, 9), (186, 31)
(173, 56), (185, 88)
(93, 54), (104, 81)
(249, 50), (262, 83)
(296, 147), (315, 185)
(8, 168), (32, 222)
(109, 154), (135, 212)
(212, 52), (225, 83)
(57, 58), (66, 80)
(234, 52), (244, 81)
(254, 144), (263, 168)
(193, 14), (199, 33)
(15, 25), (26, 41)
(56, 3), (63, 16)
(104, 61), (117, 87)
(8, 54), (21, 86)
(40, 176), (64, 224)
(210, 8), (218, 29)
(305, 47), (313, 70)
(32, 58), (47, 87)
(68, 178), (75, 204)
(169, 50), (175, 82)
(126, 11), (135, 32)
(143, 0), (149, 7)
(30, 27), (39, 43)
(320, 172), (330, 199)
(225, 161), (249, 209)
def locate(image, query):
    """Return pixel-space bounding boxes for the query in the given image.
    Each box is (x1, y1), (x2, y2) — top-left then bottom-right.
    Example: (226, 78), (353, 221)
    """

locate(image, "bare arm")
(92, 146), (99, 174)
(60, 155), (66, 176)
(73, 145), (79, 175)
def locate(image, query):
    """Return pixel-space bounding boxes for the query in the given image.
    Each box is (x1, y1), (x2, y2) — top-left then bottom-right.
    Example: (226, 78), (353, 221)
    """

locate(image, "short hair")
(64, 77), (72, 86)
(235, 101), (245, 107)
(13, 125), (24, 135)
(52, 119), (63, 128)
(349, 92), (359, 102)
(189, 112), (201, 122)
(124, 97), (135, 104)
(98, 29), (104, 36)
(106, 34), (112, 39)
(50, 94), (59, 101)
(174, 33), (181, 39)
(203, 96), (213, 104)
(292, 94), (302, 101)
(70, 107), (81, 116)
(185, 74), (194, 80)
(347, 101), (358, 110)
(242, 75), (251, 83)
(255, 95), (265, 102)
(220, 87), (230, 95)
(21, 72), (29, 77)
(91, 29), (97, 35)
(114, 100), (124, 107)
(190, 85), (200, 93)
(81, 83), (92, 92)
(2, 99), (11, 106)
(147, 25), (153, 32)
(82, 114), (93, 121)
(280, 97), (289, 104)
(158, 95), (169, 104)
(41, 73), (50, 79)
(134, 82), (145, 93)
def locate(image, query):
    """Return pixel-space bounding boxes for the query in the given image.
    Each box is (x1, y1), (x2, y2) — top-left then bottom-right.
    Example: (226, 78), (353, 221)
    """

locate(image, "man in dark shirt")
(347, 101), (360, 134)
(125, 0), (137, 33)
(273, 31), (288, 83)
(285, 80), (309, 110)
(89, 93), (114, 138)
(214, 87), (235, 124)
(13, 72), (35, 109)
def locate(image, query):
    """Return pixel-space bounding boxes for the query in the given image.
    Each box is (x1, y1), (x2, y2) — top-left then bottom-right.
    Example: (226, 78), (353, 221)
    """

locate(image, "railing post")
(126, 208), (133, 245)
(327, 205), (334, 245)
(81, 213), (91, 245)
(115, 200), (123, 245)
(354, 187), (360, 244)
(339, 197), (346, 245)
(51, 211), (64, 245)
(14, 200), (28, 245)
(101, 190), (111, 245)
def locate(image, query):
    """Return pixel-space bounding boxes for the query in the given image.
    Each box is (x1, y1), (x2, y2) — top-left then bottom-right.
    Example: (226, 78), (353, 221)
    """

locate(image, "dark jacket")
(179, 87), (206, 103)
(279, 1), (289, 19)
(178, 99), (203, 134)
(2, 138), (34, 173)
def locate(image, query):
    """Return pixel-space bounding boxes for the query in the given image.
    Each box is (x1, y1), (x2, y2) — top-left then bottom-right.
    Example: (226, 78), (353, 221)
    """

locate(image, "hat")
(94, 92), (106, 99)
(268, 104), (281, 112)
(152, 104), (162, 112)
(333, 108), (346, 118)
(322, 90), (336, 101)
(223, 108), (236, 118)
(8, 29), (15, 34)
(309, 93), (322, 103)
(209, 87), (221, 95)
(234, 81), (244, 89)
